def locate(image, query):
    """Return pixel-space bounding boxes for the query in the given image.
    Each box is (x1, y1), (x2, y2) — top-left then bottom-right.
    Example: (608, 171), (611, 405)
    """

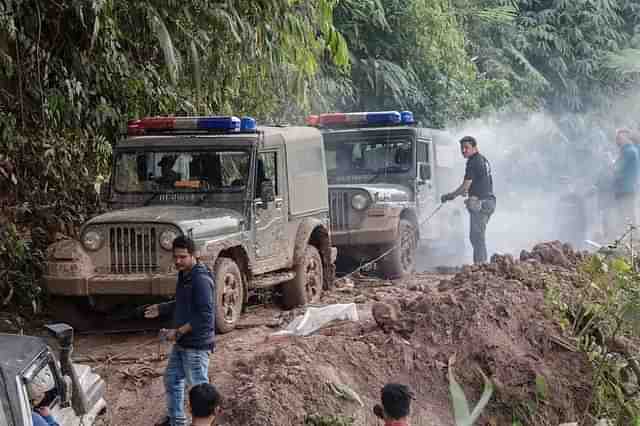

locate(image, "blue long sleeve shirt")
(158, 263), (215, 350)
(32, 412), (60, 426)
(613, 143), (639, 195)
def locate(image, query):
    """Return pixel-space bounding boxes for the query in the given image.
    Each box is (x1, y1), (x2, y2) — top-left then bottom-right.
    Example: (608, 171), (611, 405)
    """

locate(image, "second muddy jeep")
(43, 116), (335, 332)
(307, 111), (465, 278)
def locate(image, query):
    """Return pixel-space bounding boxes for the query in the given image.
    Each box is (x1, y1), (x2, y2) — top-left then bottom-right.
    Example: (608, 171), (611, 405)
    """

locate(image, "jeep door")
(253, 149), (288, 267)
(415, 138), (440, 240)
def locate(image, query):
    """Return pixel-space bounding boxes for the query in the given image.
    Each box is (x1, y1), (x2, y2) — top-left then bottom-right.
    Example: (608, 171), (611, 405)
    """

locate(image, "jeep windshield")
(323, 131), (413, 185)
(114, 150), (250, 194)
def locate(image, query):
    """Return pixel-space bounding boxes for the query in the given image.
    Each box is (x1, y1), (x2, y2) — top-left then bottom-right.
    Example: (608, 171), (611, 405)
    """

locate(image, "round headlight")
(351, 193), (369, 210)
(160, 230), (178, 250)
(82, 230), (104, 251)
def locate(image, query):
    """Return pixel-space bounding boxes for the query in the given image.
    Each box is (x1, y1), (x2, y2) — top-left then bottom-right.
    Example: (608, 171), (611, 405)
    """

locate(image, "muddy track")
(74, 272), (447, 425)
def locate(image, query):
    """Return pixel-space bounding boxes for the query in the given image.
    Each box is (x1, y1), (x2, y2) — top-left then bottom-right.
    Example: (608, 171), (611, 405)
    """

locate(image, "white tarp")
(272, 303), (359, 337)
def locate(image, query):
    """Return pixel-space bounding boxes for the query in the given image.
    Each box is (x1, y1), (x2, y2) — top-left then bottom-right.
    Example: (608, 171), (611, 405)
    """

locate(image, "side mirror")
(419, 163), (431, 181)
(260, 180), (275, 203)
(45, 323), (74, 348)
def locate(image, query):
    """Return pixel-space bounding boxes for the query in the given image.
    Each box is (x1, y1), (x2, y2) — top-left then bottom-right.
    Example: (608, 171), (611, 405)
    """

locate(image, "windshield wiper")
(143, 191), (164, 206)
(368, 165), (411, 183)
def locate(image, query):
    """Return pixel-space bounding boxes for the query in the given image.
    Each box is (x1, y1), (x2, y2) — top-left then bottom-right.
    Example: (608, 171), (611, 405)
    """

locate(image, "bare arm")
(450, 179), (472, 199)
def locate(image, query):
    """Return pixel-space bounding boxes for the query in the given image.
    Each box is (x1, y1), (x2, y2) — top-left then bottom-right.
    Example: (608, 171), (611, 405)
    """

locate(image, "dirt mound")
(221, 242), (593, 425)
(519, 240), (587, 267)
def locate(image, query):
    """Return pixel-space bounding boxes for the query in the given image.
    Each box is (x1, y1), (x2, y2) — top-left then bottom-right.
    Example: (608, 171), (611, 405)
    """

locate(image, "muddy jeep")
(0, 323), (106, 425)
(308, 111), (464, 278)
(43, 116), (335, 332)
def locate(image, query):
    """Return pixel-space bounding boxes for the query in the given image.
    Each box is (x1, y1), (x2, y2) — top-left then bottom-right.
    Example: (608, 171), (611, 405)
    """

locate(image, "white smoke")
(442, 108), (623, 260)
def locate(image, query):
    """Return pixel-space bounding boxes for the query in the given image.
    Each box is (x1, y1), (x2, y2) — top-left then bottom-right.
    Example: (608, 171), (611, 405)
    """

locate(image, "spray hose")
(337, 202), (446, 282)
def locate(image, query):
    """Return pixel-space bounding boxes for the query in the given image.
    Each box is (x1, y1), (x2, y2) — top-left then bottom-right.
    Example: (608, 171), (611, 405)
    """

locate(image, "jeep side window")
(417, 141), (431, 181)
(256, 152), (277, 199)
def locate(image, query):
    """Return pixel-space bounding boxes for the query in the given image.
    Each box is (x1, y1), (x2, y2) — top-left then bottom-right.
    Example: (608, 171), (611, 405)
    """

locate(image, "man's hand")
(159, 328), (178, 342)
(144, 304), (160, 319)
(440, 193), (455, 203)
(37, 406), (51, 417)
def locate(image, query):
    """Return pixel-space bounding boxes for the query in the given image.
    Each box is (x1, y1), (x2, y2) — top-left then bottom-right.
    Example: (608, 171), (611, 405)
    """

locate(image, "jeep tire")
(379, 218), (416, 279)
(282, 245), (323, 309)
(213, 257), (244, 334)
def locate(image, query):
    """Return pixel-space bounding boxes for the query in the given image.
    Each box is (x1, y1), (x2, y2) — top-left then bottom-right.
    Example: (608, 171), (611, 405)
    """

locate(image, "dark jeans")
(467, 197), (496, 264)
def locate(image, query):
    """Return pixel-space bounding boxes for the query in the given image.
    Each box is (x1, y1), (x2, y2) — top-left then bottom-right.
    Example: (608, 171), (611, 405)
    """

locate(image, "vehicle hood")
(329, 183), (412, 202)
(84, 206), (245, 237)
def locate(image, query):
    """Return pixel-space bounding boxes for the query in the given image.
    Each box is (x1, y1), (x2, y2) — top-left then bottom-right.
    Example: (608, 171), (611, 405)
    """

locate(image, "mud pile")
(224, 242), (593, 426)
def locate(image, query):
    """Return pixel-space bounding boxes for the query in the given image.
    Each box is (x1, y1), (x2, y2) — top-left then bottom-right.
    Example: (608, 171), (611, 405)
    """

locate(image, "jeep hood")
(84, 206), (244, 237)
(329, 183), (412, 202)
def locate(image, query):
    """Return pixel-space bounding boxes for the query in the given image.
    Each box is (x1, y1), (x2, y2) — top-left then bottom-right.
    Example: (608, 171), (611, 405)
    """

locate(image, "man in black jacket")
(441, 136), (496, 264)
(145, 236), (215, 426)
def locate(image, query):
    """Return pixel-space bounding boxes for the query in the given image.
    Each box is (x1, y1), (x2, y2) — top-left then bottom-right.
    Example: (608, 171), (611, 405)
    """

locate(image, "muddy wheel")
(213, 257), (244, 334)
(379, 219), (416, 279)
(282, 245), (323, 309)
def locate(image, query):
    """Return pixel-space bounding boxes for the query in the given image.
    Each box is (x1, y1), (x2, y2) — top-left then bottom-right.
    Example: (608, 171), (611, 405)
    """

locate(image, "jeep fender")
(201, 240), (250, 302)
(44, 239), (94, 286)
(292, 218), (334, 289)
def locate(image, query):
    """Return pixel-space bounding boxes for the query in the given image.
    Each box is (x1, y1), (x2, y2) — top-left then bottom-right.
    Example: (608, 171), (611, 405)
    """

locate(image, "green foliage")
(0, 223), (42, 311)
(544, 247), (640, 423)
(458, 0), (640, 113)
(324, 0), (496, 126)
(448, 355), (494, 426)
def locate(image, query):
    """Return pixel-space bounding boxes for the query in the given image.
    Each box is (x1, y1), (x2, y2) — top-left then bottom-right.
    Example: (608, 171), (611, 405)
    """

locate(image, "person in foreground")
(189, 383), (223, 425)
(144, 235), (216, 426)
(373, 383), (413, 425)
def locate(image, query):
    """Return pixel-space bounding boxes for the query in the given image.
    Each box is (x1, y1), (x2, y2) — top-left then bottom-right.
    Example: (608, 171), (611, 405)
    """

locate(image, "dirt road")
(73, 241), (593, 426)
(76, 272), (453, 425)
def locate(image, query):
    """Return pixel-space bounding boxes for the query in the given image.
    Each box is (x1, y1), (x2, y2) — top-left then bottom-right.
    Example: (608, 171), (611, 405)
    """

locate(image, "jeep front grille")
(329, 191), (350, 230)
(109, 226), (159, 273)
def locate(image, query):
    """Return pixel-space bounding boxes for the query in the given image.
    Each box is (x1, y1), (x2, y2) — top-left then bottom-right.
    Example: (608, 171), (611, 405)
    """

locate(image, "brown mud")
(68, 241), (592, 425)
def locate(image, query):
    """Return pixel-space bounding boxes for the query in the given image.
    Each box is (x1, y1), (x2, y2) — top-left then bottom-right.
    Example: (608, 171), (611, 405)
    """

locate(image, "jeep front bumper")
(44, 271), (175, 296)
(331, 214), (399, 247)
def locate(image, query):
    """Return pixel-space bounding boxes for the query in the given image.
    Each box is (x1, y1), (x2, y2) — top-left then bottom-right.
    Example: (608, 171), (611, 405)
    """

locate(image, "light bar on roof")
(307, 110), (414, 128)
(127, 115), (257, 136)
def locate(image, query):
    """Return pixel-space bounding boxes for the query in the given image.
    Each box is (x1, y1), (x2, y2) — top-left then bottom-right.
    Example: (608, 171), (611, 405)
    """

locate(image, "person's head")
(375, 383), (412, 421)
(190, 383), (222, 422)
(616, 128), (632, 147)
(27, 369), (55, 406)
(459, 136), (479, 159)
(172, 235), (197, 272)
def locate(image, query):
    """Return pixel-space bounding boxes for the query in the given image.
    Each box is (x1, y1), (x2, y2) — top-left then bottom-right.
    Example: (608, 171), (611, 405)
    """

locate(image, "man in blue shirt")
(611, 129), (639, 239)
(145, 236), (215, 426)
